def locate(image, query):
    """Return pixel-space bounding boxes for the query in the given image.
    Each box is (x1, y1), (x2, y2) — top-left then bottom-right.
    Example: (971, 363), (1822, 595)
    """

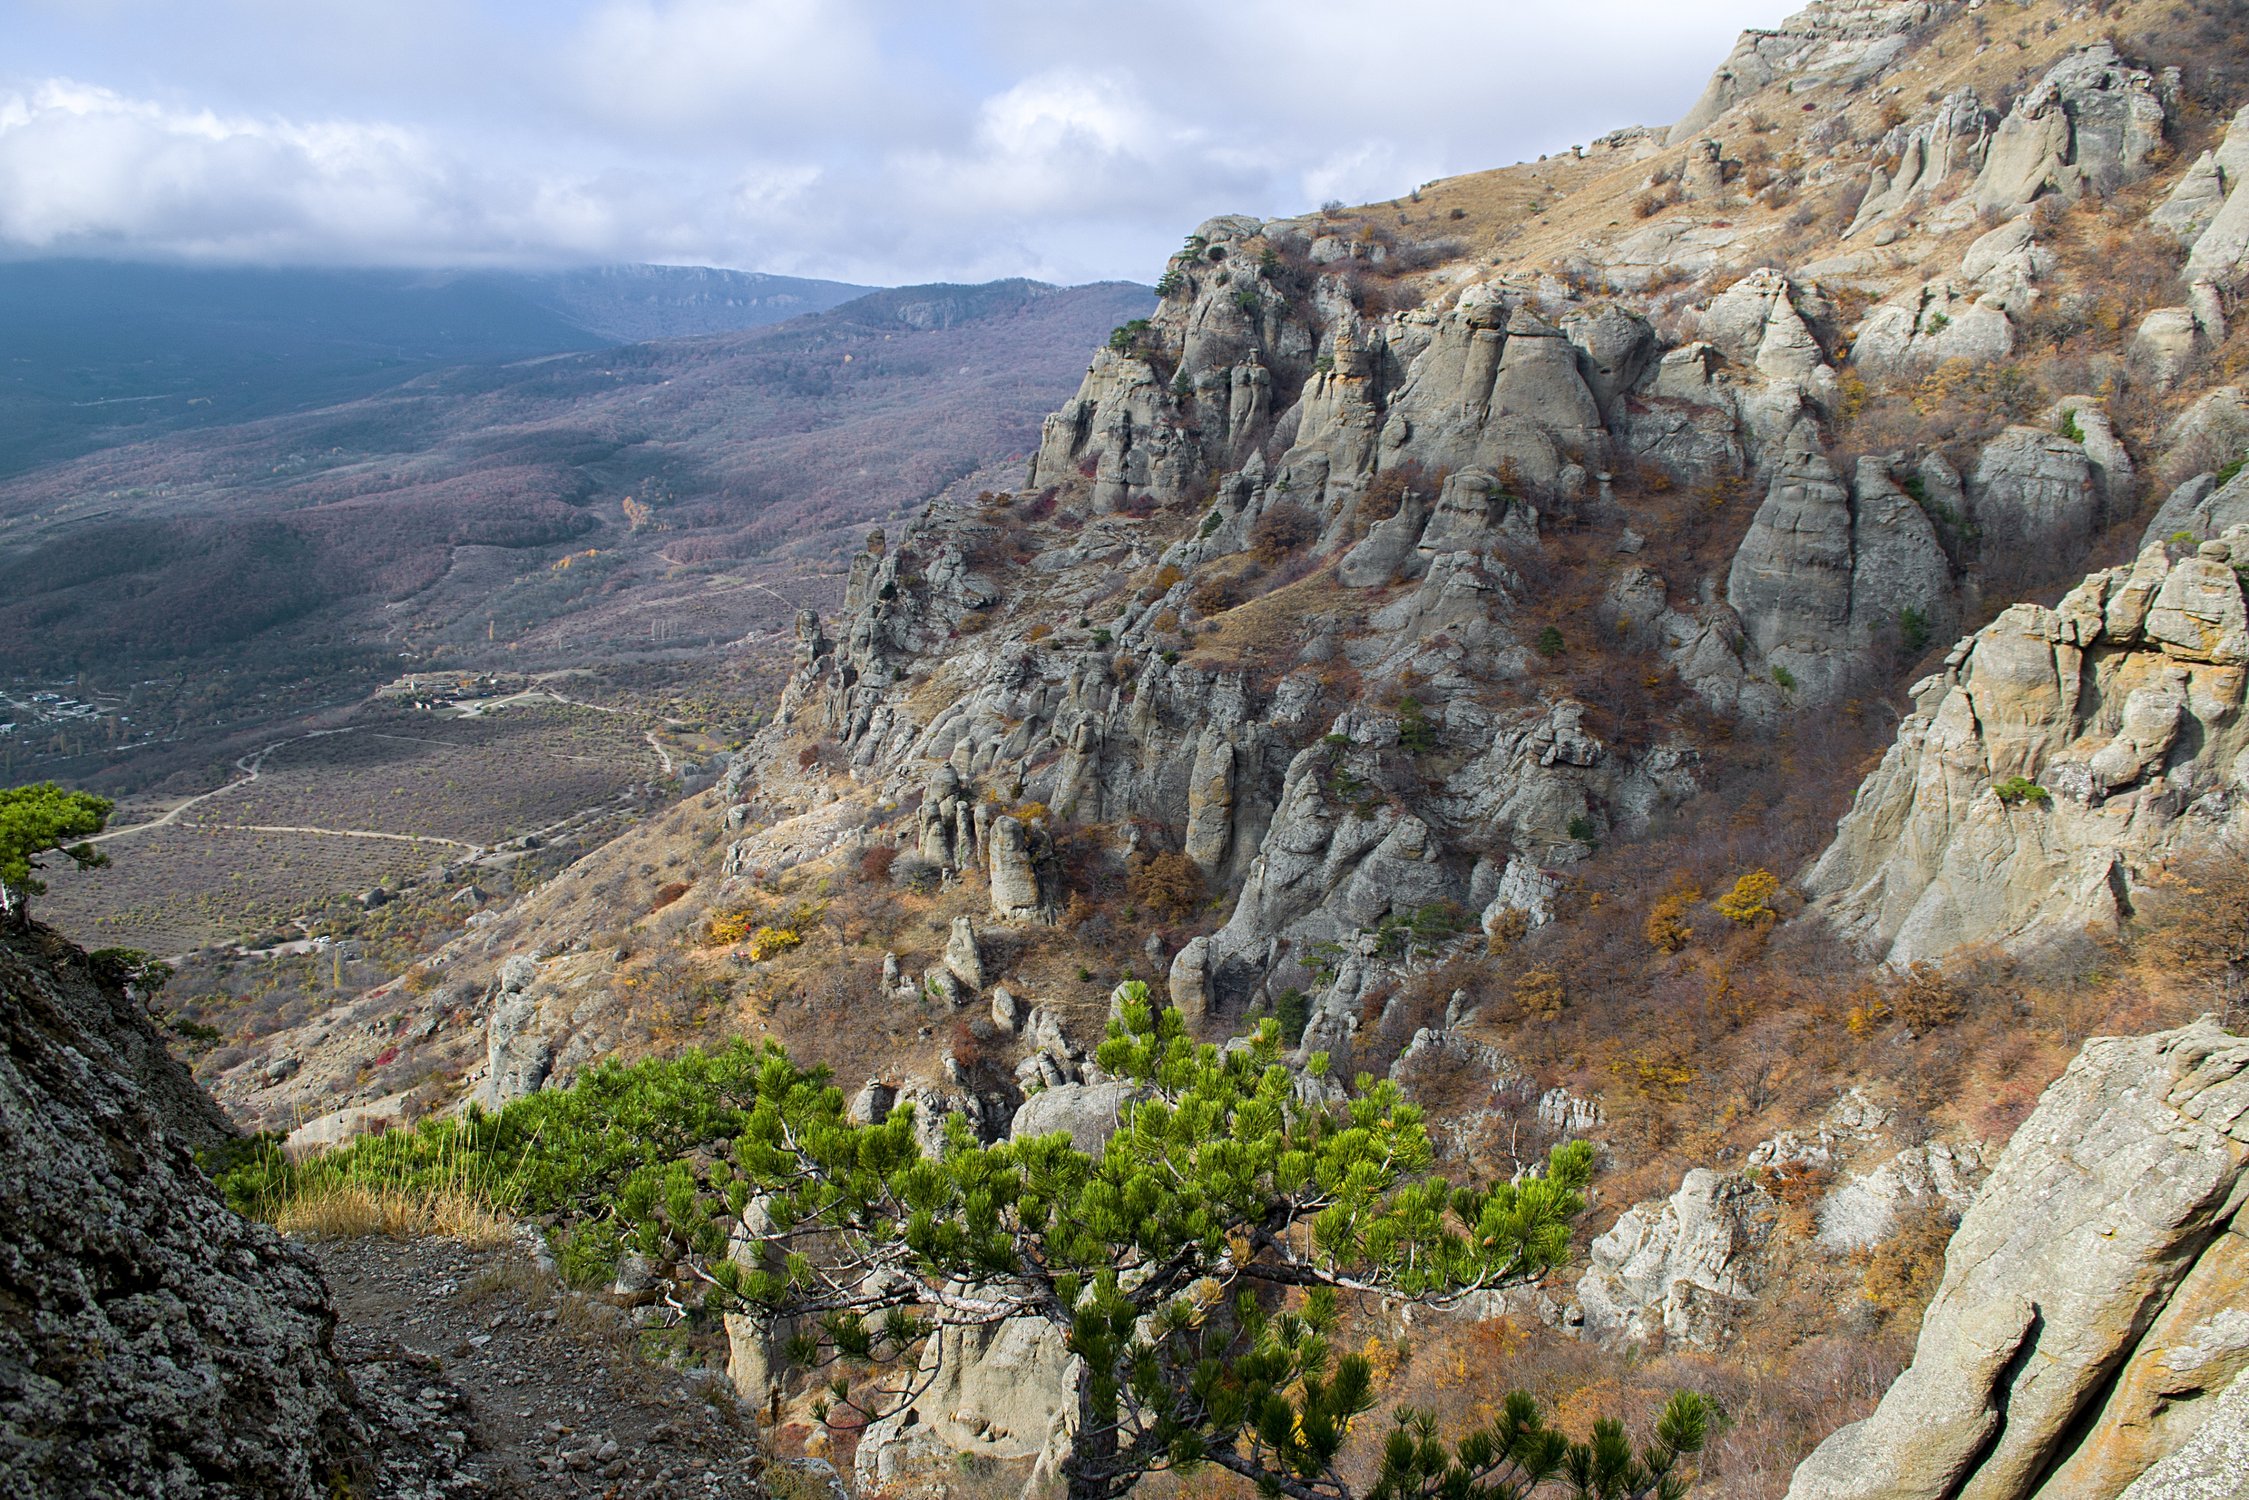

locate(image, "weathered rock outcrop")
(1849, 89), (1994, 236)
(1669, 0), (1939, 145)
(1575, 1169), (1776, 1348)
(1787, 1020), (2249, 1500)
(0, 925), (372, 1496)
(1972, 43), (2168, 213)
(854, 1313), (1077, 1495)
(1726, 439), (1957, 703)
(2178, 105), (2249, 284)
(1807, 534), (2249, 965)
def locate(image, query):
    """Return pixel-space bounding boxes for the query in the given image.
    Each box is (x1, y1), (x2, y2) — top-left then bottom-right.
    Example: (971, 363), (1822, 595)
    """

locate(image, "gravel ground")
(316, 1233), (781, 1499)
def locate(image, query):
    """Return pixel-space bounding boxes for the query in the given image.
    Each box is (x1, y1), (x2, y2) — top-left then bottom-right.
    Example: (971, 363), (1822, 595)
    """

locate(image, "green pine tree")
(616, 985), (1713, 1500)
(0, 781), (113, 927)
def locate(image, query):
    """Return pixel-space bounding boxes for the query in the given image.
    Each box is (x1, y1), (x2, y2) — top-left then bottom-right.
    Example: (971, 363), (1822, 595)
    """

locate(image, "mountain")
(22, 0), (2249, 1496)
(498, 264), (874, 343)
(0, 260), (871, 477)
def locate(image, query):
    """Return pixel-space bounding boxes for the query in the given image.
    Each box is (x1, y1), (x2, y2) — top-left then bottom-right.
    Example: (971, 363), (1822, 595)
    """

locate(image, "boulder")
(1010, 1080), (1140, 1155)
(1786, 1021), (2249, 1500)
(1182, 732), (1238, 877)
(1167, 935), (1213, 1027)
(987, 815), (1044, 919)
(1850, 282), (2016, 381)
(1848, 458), (1957, 650)
(481, 962), (557, 1108)
(853, 1299), (1080, 1494)
(2136, 308), (2204, 390)
(1968, 426), (2102, 563)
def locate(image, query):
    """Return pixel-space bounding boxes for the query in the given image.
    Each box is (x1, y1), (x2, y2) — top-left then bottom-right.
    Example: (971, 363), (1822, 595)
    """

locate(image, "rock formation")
(1808, 533), (2249, 965)
(0, 925), (374, 1496)
(1787, 1020), (2249, 1500)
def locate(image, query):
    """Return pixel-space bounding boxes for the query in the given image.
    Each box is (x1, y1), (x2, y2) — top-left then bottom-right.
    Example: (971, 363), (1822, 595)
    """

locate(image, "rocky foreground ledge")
(1788, 1019), (2249, 1500)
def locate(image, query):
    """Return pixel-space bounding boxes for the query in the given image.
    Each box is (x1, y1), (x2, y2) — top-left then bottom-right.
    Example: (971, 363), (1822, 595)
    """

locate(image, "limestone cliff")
(1807, 533), (2249, 965)
(1787, 1019), (2249, 1500)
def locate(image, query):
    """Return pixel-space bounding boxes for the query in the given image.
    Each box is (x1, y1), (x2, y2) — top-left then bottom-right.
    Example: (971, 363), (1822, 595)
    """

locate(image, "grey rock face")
(0, 927), (372, 1497)
(854, 1312), (1078, 1494)
(2118, 1370), (2249, 1500)
(1725, 442), (1957, 706)
(2152, 105), (2249, 249)
(2145, 468), (2249, 552)
(987, 814), (1045, 919)
(943, 916), (986, 991)
(1848, 88), (1992, 235)
(1814, 1139), (1983, 1253)
(1167, 935), (1213, 1027)
(1575, 1168), (1775, 1348)
(2181, 105), (2249, 283)
(480, 955), (556, 1108)
(1850, 280), (2017, 381)
(1786, 1021), (2249, 1500)
(1670, 0), (1935, 144)
(1971, 43), (2167, 212)
(1728, 443), (1856, 700)
(2136, 307), (2205, 390)
(1807, 536), (2249, 964)
(1968, 425), (2103, 564)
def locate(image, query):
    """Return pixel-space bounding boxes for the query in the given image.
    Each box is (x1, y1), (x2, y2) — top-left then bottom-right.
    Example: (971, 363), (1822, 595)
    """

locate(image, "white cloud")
(0, 0), (1794, 281)
(566, 0), (900, 138)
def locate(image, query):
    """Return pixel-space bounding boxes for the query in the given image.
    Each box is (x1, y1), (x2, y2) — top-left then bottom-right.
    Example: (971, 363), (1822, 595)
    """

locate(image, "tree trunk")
(1061, 1367), (1116, 1500)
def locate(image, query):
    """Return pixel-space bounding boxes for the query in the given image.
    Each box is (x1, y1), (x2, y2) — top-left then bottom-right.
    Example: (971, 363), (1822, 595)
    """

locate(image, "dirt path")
(86, 733), (314, 843)
(188, 821), (478, 849)
(317, 1233), (775, 1498)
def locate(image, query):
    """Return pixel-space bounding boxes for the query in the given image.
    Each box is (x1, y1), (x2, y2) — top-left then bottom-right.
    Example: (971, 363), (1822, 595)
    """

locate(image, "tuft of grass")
(271, 1178), (511, 1246)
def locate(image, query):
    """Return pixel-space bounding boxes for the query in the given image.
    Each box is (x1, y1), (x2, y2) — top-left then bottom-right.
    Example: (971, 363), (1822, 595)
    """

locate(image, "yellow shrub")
(707, 910), (755, 945)
(746, 926), (803, 962)
(1716, 869), (1780, 926)
(1513, 965), (1565, 1021)
(1644, 877), (1700, 953)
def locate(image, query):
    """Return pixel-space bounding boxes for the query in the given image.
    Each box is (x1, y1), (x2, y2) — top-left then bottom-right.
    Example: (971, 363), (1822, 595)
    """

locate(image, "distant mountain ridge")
(496, 263), (875, 343)
(0, 260), (873, 476)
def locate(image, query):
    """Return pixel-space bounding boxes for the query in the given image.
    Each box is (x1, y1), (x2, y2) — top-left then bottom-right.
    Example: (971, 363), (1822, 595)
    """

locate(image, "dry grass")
(1183, 559), (1346, 675)
(271, 1178), (512, 1246)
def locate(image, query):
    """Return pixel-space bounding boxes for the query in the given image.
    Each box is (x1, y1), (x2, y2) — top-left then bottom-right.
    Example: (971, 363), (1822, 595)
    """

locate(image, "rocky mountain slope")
(0, 923), (422, 1496)
(114, 0), (2249, 1495)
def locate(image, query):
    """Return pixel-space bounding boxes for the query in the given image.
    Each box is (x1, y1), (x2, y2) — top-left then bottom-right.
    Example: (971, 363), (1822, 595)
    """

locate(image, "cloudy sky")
(1, 0), (1787, 286)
